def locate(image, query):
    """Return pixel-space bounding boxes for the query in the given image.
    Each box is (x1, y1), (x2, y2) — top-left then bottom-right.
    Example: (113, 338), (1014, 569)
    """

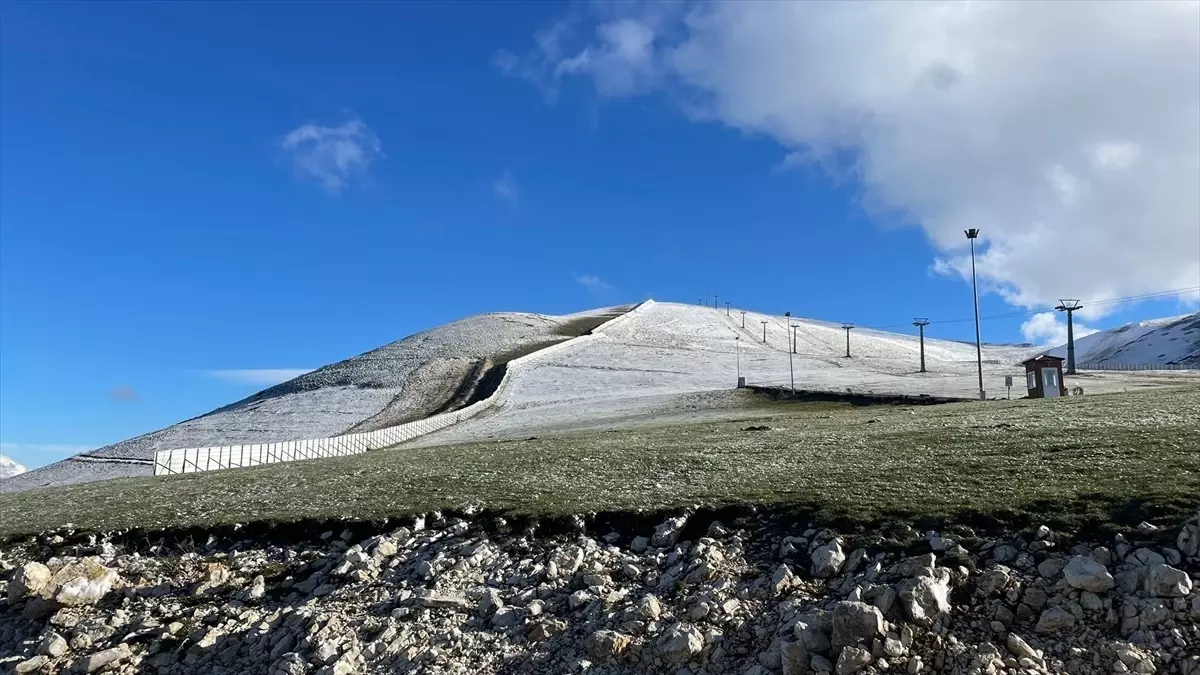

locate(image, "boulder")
(781, 640), (809, 675)
(652, 516), (688, 547)
(1035, 607), (1076, 633)
(1062, 555), (1114, 592)
(1005, 633), (1038, 660)
(835, 646), (873, 675)
(896, 572), (951, 622)
(831, 601), (884, 652)
(1036, 558), (1066, 579)
(7, 562), (51, 602)
(50, 558), (120, 606)
(1177, 522), (1200, 558)
(976, 566), (1012, 595)
(1144, 564), (1192, 597)
(811, 540), (846, 578)
(659, 623), (704, 663)
(586, 629), (633, 660)
(39, 632), (68, 658)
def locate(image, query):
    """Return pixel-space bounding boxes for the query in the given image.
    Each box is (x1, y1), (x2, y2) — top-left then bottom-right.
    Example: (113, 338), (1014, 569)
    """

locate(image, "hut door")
(1041, 368), (1060, 397)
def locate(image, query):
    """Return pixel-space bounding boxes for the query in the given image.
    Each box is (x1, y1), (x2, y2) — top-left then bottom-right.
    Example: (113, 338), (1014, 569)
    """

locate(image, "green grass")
(2, 387), (1198, 539)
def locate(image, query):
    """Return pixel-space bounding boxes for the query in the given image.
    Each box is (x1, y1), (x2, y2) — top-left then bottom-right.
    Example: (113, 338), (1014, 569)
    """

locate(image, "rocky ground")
(1, 509), (1197, 675)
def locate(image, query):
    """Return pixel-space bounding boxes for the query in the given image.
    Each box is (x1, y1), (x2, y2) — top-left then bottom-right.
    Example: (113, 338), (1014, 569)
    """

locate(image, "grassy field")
(1, 387), (1197, 538)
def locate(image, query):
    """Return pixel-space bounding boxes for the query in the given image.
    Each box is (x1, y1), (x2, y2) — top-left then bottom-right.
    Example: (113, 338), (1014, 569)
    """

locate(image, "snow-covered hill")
(5, 306), (630, 492)
(408, 301), (1040, 447)
(1047, 312), (1200, 366)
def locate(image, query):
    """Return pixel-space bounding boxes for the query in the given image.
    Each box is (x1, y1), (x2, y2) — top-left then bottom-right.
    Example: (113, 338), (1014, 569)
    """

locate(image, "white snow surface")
(0, 455), (27, 480)
(408, 301), (1042, 447)
(1046, 313), (1200, 366)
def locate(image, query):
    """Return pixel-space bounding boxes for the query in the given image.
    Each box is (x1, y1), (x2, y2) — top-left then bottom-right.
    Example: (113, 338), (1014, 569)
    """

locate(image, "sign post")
(1004, 375), (1013, 399)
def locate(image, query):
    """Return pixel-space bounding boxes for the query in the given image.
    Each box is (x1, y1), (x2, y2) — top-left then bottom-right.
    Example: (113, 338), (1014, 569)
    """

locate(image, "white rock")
(831, 601), (884, 652)
(53, 559), (119, 606)
(1177, 522), (1200, 558)
(658, 622), (704, 663)
(1035, 607), (1076, 633)
(7, 562), (51, 602)
(1062, 555), (1114, 592)
(896, 573), (950, 622)
(811, 540), (846, 578)
(586, 629), (633, 660)
(1006, 633), (1038, 660)
(638, 594), (662, 619)
(550, 546), (584, 576)
(1144, 564), (1192, 597)
(39, 632), (67, 658)
(652, 516), (688, 547)
(835, 646), (873, 675)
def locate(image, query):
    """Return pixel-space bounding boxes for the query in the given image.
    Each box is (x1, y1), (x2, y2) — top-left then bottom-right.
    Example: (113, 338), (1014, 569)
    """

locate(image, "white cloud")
(1020, 311), (1098, 347)
(504, 1), (1200, 317)
(494, 170), (519, 203)
(0, 454), (27, 480)
(207, 369), (313, 386)
(281, 119), (382, 194)
(573, 273), (613, 293)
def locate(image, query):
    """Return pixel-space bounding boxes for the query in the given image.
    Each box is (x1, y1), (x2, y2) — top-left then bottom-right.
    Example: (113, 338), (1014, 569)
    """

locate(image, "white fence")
(152, 302), (648, 476)
(1078, 362), (1196, 372)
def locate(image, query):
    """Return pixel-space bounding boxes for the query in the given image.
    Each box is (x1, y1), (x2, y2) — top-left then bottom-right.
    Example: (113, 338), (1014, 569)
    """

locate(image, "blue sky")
(1, 2), (1197, 471)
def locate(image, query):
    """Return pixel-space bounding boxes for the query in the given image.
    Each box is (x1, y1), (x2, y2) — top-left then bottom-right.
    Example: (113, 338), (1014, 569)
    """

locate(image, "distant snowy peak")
(1048, 313), (1200, 366)
(0, 454), (27, 480)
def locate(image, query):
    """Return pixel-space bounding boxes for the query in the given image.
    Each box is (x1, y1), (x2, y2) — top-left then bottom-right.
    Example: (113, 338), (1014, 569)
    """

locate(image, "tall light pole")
(713, 294), (719, 309)
(791, 324), (798, 354)
(841, 324), (854, 358)
(965, 228), (985, 401)
(785, 312), (794, 395)
(761, 320), (768, 342)
(1055, 299), (1083, 374)
(725, 300), (731, 316)
(735, 336), (741, 385)
(913, 318), (930, 373)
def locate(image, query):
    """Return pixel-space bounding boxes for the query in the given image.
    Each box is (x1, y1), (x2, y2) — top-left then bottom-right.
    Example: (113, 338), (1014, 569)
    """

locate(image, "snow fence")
(152, 302), (649, 476)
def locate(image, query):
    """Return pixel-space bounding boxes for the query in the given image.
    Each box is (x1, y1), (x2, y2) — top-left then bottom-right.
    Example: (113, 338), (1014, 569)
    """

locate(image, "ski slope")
(1047, 313), (1200, 366)
(407, 301), (1038, 446)
(6, 307), (628, 492)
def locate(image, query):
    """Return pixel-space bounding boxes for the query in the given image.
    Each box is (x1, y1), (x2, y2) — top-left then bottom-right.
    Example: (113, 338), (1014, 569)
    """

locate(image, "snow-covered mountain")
(1047, 312), (1200, 366)
(0, 455), (27, 480)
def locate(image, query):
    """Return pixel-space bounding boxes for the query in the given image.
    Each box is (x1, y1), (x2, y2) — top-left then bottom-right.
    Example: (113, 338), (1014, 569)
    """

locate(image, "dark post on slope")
(761, 320), (769, 342)
(1055, 299), (1083, 374)
(725, 300), (731, 316)
(913, 318), (930, 373)
(842, 324), (854, 358)
(741, 311), (746, 329)
(735, 336), (743, 387)
(785, 311), (794, 394)
(965, 228), (985, 400)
